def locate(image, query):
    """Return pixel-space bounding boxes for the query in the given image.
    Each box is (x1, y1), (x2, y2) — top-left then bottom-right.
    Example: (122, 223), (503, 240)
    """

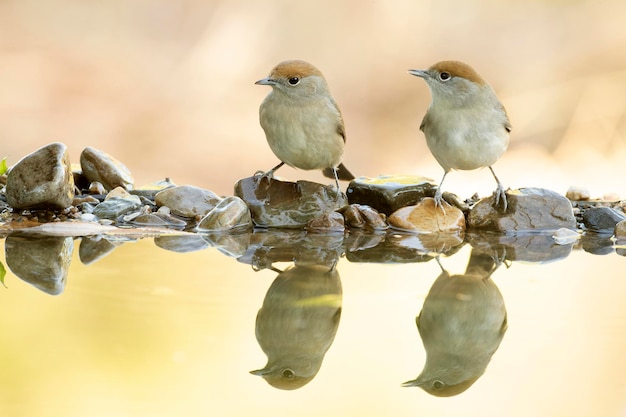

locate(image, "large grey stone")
(467, 188), (576, 232)
(155, 185), (221, 218)
(5, 142), (75, 210)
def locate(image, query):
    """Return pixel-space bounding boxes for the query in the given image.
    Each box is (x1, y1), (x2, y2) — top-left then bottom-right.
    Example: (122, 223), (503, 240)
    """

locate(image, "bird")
(402, 250), (508, 397)
(409, 60), (511, 211)
(255, 60), (354, 190)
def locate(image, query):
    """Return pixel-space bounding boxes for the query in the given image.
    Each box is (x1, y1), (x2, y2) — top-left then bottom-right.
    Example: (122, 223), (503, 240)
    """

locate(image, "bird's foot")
(433, 189), (447, 214)
(492, 183), (508, 212)
(253, 169), (274, 185)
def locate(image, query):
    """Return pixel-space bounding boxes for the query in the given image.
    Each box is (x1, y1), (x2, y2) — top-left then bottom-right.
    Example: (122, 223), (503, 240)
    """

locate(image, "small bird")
(255, 60), (354, 189)
(409, 60), (511, 210)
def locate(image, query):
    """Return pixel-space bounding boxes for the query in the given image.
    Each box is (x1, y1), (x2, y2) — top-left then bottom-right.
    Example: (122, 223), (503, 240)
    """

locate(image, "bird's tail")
(323, 163), (355, 181)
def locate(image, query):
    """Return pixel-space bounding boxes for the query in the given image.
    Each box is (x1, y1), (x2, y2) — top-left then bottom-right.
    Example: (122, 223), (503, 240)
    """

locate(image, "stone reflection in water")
(4, 234), (74, 295)
(79, 235), (118, 264)
(403, 249), (507, 397)
(250, 264), (342, 390)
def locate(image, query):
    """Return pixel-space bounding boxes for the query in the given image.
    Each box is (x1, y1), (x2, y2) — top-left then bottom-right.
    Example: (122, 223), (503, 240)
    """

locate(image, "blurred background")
(1, 0), (625, 198)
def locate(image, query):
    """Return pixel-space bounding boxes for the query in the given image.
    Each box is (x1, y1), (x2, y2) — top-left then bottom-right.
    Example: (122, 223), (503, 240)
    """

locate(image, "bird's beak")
(250, 368), (271, 376)
(255, 77), (277, 86)
(401, 378), (423, 387)
(408, 69), (429, 79)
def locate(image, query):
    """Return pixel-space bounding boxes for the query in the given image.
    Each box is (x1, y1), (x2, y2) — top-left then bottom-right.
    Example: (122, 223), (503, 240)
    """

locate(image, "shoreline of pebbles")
(0, 142), (625, 241)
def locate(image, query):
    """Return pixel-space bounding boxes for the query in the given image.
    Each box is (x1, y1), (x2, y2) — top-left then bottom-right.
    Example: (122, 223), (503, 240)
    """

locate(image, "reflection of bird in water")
(403, 250), (508, 397)
(251, 264), (342, 390)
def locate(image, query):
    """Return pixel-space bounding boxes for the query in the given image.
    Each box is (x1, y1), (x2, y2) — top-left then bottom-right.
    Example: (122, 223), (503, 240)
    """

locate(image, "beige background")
(1, 0), (625, 197)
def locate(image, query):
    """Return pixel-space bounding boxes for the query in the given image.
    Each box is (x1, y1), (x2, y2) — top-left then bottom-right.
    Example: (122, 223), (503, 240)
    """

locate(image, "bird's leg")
(489, 166), (508, 212)
(433, 171), (449, 214)
(254, 162), (285, 184)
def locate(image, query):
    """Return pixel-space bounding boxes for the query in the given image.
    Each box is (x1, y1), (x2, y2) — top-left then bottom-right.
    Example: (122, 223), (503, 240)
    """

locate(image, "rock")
(93, 187), (142, 220)
(88, 181), (107, 195)
(234, 176), (347, 228)
(5, 235), (73, 295)
(388, 198), (465, 234)
(468, 188), (576, 232)
(339, 204), (388, 231)
(565, 186), (590, 201)
(603, 192), (621, 202)
(346, 175), (437, 216)
(80, 146), (134, 191)
(203, 233), (251, 258)
(196, 196), (252, 232)
(5, 142), (75, 210)
(615, 220), (626, 239)
(130, 178), (176, 200)
(305, 211), (345, 233)
(582, 206), (626, 233)
(155, 185), (221, 218)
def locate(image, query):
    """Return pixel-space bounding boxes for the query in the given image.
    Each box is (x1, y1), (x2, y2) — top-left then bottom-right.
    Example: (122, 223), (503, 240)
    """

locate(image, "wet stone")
(234, 176), (347, 228)
(339, 204), (388, 231)
(5, 142), (75, 210)
(93, 187), (142, 220)
(467, 188), (576, 232)
(130, 178), (177, 200)
(582, 206), (626, 233)
(155, 185), (221, 218)
(346, 175), (437, 216)
(88, 181), (107, 195)
(5, 235), (73, 295)
(80, 146), (134, 191)
(196, 196), (252, 232)
(614, 220), (626, 239)
(388, 198), (466, 234)
(305, 211), (345, 233)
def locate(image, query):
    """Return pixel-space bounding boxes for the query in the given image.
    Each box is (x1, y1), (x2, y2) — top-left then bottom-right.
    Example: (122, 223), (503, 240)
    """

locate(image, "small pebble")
(552, 228), (580, 245)
(565, 186), (590, 201)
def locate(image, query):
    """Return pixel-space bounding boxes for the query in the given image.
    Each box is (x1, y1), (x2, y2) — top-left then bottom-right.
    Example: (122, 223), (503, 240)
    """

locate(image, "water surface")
(0, 231), (625, 417)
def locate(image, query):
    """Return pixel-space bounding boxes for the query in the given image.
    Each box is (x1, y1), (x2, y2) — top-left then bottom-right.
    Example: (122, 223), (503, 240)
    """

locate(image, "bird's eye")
(439, 72), (451, 81)
(288, 77), (300, 85)
(433, 380), (445, 389)
(281, 369), (295, 379)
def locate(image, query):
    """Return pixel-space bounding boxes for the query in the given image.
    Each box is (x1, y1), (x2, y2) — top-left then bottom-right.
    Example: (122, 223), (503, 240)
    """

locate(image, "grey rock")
(5, 235), (73, 295)
(467, 187), (576, 232)
(234, 176), (347, 228)
(346, 175), (437, 216)
(196, 196), (252, 232)
(5, 142), (75, 210)
(582, 206), (626, 233)
(155, 185), (221, 218)
(93, 188), (142, 220)
(130, 178), (177, 200)
(80, 146), (134, 191)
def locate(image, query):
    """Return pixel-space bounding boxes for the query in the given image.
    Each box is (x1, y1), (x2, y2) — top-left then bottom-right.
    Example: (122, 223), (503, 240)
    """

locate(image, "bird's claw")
(433, 189), (447, 214)
(492, 184), (508, 212)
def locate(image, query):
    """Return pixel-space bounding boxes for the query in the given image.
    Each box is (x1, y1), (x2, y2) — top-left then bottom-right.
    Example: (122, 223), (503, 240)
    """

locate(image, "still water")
(0, 229), (625, 417)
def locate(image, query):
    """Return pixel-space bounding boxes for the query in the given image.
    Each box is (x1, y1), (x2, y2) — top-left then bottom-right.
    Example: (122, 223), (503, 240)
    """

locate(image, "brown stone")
(388, 198), (465, 233)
